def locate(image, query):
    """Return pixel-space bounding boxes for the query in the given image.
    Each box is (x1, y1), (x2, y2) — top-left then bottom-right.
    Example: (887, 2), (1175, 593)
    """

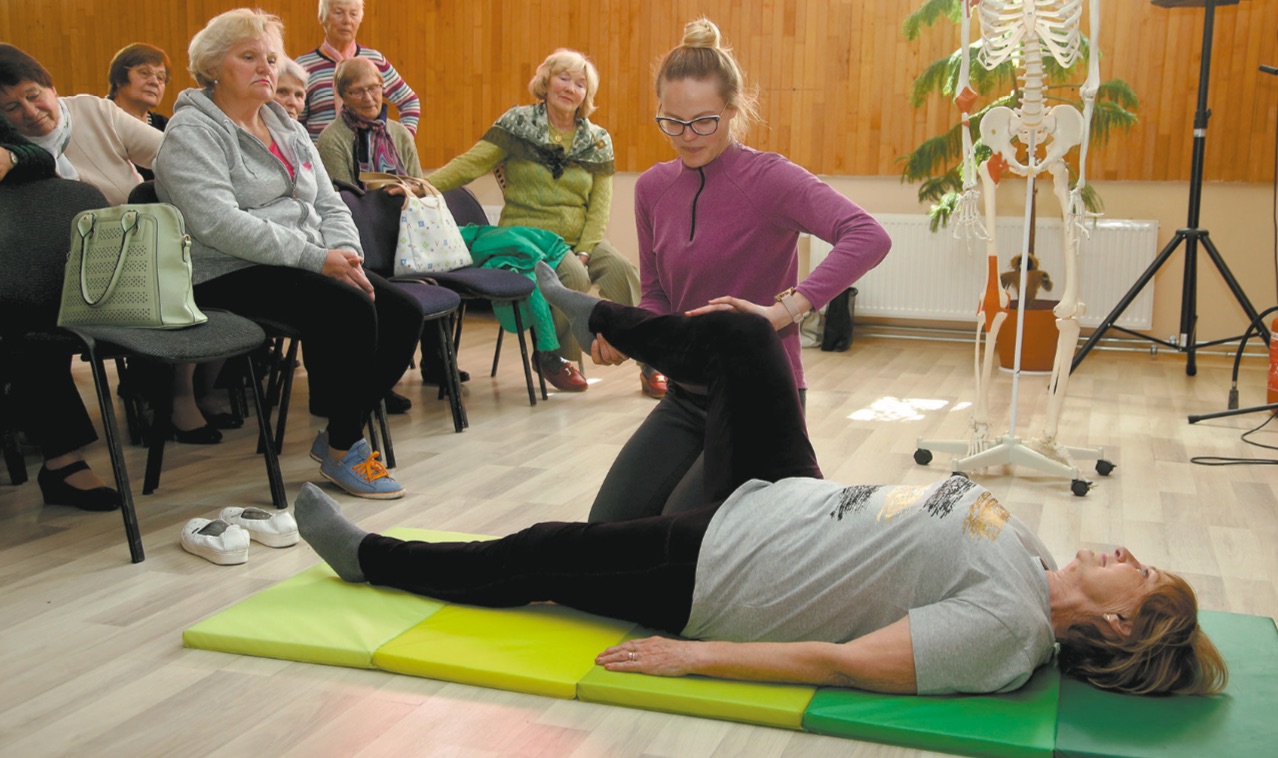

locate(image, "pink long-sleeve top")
(635, 143), (891, 389)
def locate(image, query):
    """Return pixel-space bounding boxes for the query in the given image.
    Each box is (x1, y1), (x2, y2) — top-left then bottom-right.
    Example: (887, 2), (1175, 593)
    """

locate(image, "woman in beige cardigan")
(0, 44), (160, 205)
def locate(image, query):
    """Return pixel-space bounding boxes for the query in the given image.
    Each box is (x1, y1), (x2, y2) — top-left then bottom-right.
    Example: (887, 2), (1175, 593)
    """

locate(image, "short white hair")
(318, 0), (365, 23)
(277, 55), (307, 85)
(188, 8), (285, 88)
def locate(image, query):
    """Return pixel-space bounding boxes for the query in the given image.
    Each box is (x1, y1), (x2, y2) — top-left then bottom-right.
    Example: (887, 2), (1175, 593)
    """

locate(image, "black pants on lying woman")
(355, 303), (822, 633)
(195, 266), (421, 450)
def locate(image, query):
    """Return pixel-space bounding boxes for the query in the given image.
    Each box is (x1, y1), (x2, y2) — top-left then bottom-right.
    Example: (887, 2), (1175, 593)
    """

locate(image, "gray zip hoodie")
(154, 88), (362, 285)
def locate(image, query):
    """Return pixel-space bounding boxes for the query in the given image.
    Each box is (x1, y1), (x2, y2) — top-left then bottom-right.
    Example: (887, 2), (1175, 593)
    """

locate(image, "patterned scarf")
(483, 102), (614, 179)
(341, 104), (405, 181)
(29, 98), (77, 180)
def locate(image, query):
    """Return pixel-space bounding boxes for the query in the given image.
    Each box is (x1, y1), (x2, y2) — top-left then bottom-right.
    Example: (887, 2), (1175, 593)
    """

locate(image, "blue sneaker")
(320, 439), (405, 499)
(309, 430), (328, 463)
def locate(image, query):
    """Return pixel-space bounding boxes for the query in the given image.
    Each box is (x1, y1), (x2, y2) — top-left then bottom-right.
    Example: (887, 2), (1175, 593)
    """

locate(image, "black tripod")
(1072, 0), (1269, 377)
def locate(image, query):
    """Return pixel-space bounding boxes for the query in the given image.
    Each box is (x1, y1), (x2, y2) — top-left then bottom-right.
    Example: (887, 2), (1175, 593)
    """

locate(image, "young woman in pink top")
(587, 19), (892, 522)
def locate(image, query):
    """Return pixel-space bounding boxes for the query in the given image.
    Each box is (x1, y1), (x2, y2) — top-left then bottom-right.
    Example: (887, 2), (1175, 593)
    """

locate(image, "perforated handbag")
(56, 203), (207, 329)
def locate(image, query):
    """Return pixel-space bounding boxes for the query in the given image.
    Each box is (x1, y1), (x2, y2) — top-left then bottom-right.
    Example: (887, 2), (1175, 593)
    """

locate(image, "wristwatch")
(774, 287), (805, 324)
(6, 149), (16, 167)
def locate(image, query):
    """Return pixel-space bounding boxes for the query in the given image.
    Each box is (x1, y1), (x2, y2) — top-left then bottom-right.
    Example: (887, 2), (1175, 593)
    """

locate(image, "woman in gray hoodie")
(155, 8), (421, 499)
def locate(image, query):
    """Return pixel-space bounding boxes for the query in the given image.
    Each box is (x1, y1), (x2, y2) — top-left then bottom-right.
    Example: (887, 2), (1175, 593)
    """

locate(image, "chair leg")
(86, 351), (144, 563)
(142, 363), (174, 496)
(244, 356), (286, 509)
(273, 338), (299, 455)
(436, 318), (468, 432)
(491, 327), (504, 377)
(510, 302), (539, 406)
(375, 400), (395, 469)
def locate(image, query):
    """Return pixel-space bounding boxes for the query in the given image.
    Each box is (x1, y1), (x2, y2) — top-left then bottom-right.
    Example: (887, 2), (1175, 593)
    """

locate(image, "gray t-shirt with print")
(681, 476), (1058, 694)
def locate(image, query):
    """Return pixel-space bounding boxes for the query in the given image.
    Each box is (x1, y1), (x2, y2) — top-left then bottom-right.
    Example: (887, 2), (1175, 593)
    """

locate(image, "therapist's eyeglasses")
(654, 109), (724, 137)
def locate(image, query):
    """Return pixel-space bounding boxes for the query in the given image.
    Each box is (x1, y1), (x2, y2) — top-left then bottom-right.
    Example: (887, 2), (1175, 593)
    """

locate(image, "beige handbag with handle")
(56, 203), (207, 329)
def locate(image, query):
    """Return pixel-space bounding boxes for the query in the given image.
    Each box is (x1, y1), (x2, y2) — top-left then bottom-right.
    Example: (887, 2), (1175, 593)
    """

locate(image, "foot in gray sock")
(295, 482), (368, 583)
(535, 261), (600, 351)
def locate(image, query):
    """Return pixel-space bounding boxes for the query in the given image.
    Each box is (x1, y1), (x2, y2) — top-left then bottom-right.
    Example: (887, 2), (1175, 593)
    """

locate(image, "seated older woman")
(428, 49), (645, 395)
(298, 272), (1228, 697)
(273, 55), (307, 121)
(0, 108), (121, 512)
(317, 56), (422, 190)
(0, 43), (160, 205)
(156, 8), (423, 499)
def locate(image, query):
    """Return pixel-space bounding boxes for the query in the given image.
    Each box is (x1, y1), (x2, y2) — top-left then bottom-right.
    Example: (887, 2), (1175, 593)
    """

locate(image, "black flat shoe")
(421, 368), (470, 386)
(202, 412), (244, 430)
(37, 461), (122, 512)
(383, 390), (412, 414)
(172, 424), (223, 445)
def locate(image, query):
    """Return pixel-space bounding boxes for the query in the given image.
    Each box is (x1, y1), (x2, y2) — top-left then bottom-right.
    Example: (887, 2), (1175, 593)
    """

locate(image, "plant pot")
(997, 299), (1058, 373)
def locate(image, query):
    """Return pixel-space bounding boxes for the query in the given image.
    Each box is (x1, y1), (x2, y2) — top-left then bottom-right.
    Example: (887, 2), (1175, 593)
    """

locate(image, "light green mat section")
(374, 603), (636, 699)
(1054, 610), (1278, 758)
(181, 528), (485, 668)
(577, 630), (817, 730)
(801, 662), (1060, 758)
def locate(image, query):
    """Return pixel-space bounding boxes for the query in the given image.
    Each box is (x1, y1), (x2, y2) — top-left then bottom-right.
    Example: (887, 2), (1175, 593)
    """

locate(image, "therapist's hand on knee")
(590, 334), (629, 366)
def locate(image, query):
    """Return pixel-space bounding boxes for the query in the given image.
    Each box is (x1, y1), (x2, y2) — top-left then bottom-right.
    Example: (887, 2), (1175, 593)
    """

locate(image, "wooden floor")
(2, 313), (1276, 757)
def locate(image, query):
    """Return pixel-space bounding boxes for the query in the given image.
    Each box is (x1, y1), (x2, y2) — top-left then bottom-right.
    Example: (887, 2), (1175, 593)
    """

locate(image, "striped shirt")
(295, 45), (420, 144)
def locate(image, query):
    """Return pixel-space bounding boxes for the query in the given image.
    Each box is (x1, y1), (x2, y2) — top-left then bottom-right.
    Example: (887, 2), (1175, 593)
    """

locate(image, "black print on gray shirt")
(923, 476), (978, 519)
(830, 485), (881, 521)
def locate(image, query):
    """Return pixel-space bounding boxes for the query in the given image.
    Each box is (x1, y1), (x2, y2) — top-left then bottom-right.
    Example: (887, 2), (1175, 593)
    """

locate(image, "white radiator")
(809, 214), (1158, 329)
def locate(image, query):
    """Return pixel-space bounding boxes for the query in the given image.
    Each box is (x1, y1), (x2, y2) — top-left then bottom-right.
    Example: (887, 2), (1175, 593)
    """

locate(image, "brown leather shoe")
(640, 367), (668, 399)
(535, 352), (589, 392)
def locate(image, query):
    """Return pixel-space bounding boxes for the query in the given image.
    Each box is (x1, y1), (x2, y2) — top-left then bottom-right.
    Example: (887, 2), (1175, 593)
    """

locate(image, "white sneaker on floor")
(181, 518), (250, 565)
(219, 506), (299, 548)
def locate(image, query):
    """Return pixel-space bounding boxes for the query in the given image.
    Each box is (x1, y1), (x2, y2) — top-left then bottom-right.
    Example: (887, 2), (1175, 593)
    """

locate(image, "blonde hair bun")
(681, 18), (722, 49)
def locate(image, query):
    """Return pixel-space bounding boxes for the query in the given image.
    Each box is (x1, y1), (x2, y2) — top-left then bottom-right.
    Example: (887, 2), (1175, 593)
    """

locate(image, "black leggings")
(195, 266), (422, 450)
(359, 303), (822, 633)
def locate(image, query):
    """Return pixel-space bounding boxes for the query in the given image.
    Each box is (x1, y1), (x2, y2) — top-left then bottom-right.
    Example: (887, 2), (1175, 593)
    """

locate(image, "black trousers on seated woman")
(194, 266), (422, 450)
(9, 349), (98, 459)
(358, 305), (823, 633)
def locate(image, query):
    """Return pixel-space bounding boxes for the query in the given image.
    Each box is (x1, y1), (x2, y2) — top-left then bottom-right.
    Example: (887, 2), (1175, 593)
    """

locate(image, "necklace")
(548, 122), (574, 146)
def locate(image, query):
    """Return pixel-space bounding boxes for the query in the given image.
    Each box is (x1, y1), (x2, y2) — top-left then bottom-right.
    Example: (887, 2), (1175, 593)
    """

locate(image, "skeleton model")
(916, 0), (1113, 494)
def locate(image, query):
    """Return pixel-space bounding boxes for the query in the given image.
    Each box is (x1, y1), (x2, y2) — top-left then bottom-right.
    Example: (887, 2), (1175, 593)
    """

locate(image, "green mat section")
(182, 528), (481, 668)
(1054, 610), (1278, 758)
(184, 529), (1278, 756)
(802, 661), (1060, 758)
(577, 630), (817, 730)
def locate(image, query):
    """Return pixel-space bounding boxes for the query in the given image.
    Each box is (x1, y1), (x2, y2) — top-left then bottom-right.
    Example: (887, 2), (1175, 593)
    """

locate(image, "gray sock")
(535, 261), (599, 351)
(295, 482), (368, 583)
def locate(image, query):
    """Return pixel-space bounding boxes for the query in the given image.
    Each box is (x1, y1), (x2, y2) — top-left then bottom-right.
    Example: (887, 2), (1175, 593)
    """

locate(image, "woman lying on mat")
(296, 263), (1227, 697)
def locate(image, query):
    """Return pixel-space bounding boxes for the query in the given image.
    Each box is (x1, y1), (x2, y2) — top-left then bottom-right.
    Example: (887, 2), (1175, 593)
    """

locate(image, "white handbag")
(391, 184), (473, 276)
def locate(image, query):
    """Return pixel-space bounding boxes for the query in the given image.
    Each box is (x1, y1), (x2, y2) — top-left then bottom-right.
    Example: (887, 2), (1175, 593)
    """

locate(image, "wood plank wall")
(1, 0), (1276, 182)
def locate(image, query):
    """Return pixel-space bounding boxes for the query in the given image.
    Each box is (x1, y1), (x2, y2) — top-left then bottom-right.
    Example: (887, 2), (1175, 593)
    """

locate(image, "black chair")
(1, 177), (284, 563)
(435, 187), (548, 404)
(339, 184), (468, 431)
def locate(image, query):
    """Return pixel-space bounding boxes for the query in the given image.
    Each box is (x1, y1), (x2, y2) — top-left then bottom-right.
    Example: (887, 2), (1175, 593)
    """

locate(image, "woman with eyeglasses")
(106, 44), (171, 182)
(427, 49), (645, 396)
(316, 56), (422, 191)
(585, 19), (892, 523)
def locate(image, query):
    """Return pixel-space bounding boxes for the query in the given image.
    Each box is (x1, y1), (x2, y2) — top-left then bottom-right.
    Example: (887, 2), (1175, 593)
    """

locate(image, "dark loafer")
(172, 424), (223, 445)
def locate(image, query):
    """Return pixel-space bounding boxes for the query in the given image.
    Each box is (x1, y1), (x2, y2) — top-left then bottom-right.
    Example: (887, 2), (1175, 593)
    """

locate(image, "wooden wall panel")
(1, 0), (1275, 182)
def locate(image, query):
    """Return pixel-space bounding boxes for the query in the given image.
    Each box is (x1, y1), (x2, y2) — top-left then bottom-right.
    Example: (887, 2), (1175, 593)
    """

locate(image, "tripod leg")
(1200, 234), (1271, 345)
(1072, 231), (1186, 373)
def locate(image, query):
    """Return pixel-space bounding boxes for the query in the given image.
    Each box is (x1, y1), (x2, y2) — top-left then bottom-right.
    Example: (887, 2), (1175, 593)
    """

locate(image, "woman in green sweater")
(427, 49), (656, 396)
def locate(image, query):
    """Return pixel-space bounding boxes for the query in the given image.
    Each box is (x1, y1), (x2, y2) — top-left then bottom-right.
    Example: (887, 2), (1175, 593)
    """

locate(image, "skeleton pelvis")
(980, 104), (1086, 172)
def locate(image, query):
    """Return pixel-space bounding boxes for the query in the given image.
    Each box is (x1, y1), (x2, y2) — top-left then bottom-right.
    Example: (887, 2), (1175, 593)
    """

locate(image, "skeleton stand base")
(914, 434), (1112, 497)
